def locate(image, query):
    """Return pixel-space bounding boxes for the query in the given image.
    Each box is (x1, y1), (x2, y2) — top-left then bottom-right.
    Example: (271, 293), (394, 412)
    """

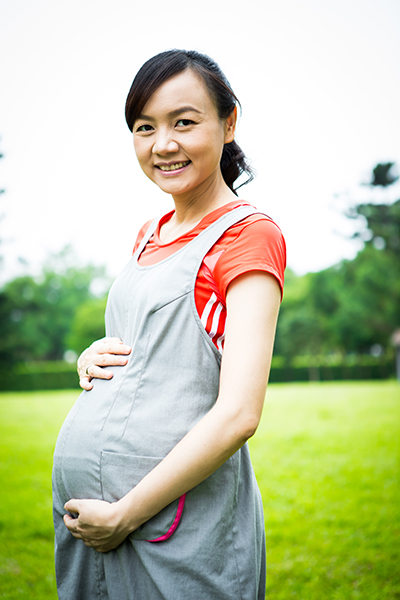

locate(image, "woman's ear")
(224, 106), (237, 144)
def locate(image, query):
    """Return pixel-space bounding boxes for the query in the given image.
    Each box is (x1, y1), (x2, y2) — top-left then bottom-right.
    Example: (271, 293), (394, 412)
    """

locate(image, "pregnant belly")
(53, 368), (127, 503)
(52, 358), (208, 506)
(53, 389), (107, 504)
(52, 365), (154, 505)
(52, 386), (187, 543)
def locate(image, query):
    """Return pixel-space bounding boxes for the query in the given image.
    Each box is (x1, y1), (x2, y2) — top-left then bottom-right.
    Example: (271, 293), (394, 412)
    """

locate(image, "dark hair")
(125, 49), (254, 194)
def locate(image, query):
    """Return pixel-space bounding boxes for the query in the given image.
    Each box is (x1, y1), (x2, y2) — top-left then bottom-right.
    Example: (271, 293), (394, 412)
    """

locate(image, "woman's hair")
(125, 49), (254, 194)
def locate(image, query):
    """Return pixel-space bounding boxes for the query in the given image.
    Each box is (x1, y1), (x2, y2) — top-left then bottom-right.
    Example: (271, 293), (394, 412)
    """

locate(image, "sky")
(1, 0), (400, 284)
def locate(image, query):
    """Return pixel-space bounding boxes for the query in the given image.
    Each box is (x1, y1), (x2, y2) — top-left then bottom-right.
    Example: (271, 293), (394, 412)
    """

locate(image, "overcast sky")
(1, 0), (400, 283)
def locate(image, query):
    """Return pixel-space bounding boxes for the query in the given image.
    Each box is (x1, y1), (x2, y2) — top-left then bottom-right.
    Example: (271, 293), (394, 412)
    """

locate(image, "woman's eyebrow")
(168, 106), (202, 117)
(137, 106), (202, 121)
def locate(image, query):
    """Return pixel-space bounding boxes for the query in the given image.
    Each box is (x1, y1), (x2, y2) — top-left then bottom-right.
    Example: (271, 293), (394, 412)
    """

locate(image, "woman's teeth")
(158, 161), (190, 172)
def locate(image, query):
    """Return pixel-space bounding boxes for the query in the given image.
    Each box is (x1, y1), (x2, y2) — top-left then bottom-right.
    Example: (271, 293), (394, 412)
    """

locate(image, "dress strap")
(188, 205), (261, 284)
(133, 218), (159, 259)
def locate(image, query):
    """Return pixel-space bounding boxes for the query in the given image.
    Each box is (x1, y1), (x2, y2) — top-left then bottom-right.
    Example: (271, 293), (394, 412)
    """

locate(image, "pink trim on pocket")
(146, 493), (187, 543)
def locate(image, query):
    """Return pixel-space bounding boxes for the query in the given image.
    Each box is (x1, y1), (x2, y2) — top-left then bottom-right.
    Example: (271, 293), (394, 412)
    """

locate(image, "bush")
(270, 354), (396, 382)
(0, 362), (79, 391)
(0, 353), (396, 392)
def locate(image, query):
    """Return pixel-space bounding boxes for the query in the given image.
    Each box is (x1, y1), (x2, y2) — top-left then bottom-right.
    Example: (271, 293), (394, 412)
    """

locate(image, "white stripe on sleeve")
(216, 333), (225, 353)
(200, 292), (217, 328)
(209, 301), (224, 340)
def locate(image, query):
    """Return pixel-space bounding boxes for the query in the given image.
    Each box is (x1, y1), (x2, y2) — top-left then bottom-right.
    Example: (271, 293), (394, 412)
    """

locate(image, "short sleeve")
(213, 217), (286, 301)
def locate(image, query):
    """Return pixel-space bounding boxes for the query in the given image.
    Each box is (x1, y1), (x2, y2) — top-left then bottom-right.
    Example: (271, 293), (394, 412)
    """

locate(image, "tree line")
(0, 163), (399, 372)
(0, 247), (109, 367)
(275, 163), (400, 365)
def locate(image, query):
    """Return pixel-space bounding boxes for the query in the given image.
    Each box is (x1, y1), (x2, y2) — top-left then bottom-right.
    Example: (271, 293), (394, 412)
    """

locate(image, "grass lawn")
(0, 381), (399, 599)
(250, 381), (400, 599)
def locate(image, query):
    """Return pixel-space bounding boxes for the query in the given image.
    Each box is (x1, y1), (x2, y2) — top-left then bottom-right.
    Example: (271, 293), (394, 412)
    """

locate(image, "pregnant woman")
(53, 49), (286, 600)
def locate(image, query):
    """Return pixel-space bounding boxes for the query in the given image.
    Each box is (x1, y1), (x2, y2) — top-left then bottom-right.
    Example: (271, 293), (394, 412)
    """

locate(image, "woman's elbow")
(242, 415), (260, 440)
(214, 396), (262, 445)
(232, 412), (260, 444)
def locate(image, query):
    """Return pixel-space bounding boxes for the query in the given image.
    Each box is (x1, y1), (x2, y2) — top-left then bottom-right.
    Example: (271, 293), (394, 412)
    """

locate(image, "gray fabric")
(53, 205), (266, 599)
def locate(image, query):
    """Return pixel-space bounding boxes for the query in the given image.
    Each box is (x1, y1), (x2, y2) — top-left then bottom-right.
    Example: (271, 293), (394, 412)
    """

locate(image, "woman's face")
(133, 69), (236, 198)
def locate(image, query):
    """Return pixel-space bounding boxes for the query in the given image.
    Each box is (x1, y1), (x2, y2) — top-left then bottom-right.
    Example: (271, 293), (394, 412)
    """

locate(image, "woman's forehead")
(141, 69), (217, 116)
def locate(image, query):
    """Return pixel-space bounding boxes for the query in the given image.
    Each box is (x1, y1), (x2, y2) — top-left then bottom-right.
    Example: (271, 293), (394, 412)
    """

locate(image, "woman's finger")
(63, 513), (81, 537)
(79, 376), (94, 391)
(77, 338), (132, 388)
(91, 338), (131, 356)
(99, 343), (131, 357)
(78, 351), (130, 377)
(84, 365), (114, 380)
(96, 353), (130, 367)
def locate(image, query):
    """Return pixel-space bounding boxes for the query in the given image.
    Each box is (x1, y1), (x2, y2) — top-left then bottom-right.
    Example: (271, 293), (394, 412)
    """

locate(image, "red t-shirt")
(133, 201), (286, 351)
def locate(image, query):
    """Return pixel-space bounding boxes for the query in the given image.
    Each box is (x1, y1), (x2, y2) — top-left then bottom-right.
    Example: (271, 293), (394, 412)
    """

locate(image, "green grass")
(250, 381), (400, 599)
(0, 382), (399, 599)
(0, 391), (75, 599)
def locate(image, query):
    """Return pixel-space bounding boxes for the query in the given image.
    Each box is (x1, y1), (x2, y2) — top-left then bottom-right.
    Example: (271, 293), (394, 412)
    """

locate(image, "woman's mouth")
(156, 161), (191, 173)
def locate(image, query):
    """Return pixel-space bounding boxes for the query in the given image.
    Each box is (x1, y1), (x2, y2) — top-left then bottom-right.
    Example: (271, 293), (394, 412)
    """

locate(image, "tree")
(274, 162), (400, 361)
(67, 296), (107, 355)
(346, 162), (400, 257)
(0, 247), (110, 367)
(322, 247), (400, 353)
(273, 270), (324, 360)
(368, 162), (399, 187)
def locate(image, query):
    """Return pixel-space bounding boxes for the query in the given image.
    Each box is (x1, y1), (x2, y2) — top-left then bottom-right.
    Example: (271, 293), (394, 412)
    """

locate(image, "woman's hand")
(77, 337), (132, 391)
(63, 498), (131, 553)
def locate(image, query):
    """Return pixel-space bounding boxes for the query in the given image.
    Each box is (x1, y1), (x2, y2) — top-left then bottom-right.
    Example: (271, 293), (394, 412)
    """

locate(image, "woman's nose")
(152, 128), (179, 155)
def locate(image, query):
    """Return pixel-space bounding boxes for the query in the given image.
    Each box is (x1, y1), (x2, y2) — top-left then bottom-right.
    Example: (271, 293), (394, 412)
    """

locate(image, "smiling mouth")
(157, 161), (191, 172)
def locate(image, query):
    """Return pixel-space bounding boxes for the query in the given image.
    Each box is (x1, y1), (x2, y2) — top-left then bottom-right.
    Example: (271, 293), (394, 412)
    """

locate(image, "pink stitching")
(146, 493), (187, 543)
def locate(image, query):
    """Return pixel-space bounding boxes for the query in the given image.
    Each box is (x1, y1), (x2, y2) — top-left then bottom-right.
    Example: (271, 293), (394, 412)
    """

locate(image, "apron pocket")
(100, 451), (184, 542)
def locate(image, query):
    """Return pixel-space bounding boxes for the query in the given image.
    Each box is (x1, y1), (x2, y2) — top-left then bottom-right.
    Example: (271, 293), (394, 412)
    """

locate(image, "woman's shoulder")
(208, 205), (286, 300)
(229, 212), (284, 237)
(221, 202), (285, 247)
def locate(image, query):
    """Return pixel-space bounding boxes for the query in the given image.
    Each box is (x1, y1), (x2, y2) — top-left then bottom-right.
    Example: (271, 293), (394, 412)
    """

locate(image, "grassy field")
(0, 381), (399, 599)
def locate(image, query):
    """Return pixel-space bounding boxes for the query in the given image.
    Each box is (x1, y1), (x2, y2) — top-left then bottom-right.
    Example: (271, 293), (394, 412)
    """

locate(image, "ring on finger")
(86, 365), (93, 376)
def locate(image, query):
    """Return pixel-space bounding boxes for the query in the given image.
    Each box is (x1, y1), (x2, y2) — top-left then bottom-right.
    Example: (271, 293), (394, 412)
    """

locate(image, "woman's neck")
(160, 176), (237, 244)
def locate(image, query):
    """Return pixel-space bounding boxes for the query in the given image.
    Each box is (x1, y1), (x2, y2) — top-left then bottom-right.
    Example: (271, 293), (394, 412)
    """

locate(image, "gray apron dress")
(53, 205), (266, 600)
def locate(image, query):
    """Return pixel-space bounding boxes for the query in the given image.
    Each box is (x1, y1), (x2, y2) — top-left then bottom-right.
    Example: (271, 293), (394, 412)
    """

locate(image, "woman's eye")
(136, 124), (153, 133)
(176, 119), (194, 127)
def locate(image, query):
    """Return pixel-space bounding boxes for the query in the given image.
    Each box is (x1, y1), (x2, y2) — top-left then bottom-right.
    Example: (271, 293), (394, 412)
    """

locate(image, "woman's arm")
(77, 338), (132, 390)
(64, 271), (281, 551)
